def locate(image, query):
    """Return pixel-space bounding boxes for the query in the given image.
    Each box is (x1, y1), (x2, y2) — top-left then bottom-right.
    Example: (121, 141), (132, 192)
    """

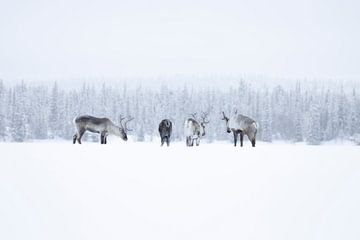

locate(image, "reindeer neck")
(107, 122), (120, 136)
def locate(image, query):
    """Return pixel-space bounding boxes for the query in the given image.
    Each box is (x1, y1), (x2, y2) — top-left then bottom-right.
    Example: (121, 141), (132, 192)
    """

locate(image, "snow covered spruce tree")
(10, 84), (27, 142)
(307, 102), (322, 145)
(348, 89), (358, 136)
(0, 80), (6, 140)
(260, 88), (272, 142)
(49, 82), (61, 138)
(293, 82), (303, 142)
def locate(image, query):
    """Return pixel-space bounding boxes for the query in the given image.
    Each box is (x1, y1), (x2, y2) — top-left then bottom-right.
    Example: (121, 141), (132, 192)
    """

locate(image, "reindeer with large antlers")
(73, 115), (133, 144)
(184, 112), (209, 147)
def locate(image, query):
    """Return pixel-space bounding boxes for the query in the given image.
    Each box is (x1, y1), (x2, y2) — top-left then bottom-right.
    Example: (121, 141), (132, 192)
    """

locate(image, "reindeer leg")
(161, 137), (164, 146)
(73, 134), (77, 144)
(252, 133), (257, 147)
(233, 131), (237, 147)
(77, 130), (85, 144)
(166, 137), (170, 147)
(105, 132), (109, 144)
(187, 137), (191, 147)
(100, 132), (105, 144)
(102, 132), (109, 144)
(240, 132), (244, 147)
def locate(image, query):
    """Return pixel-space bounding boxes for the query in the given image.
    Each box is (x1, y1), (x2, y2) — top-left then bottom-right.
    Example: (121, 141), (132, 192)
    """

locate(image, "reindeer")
(73, 115), (133, 144)
(222, 112), (258, 147)
(158, 119), (172, 146)
(184, 113), (209, 147)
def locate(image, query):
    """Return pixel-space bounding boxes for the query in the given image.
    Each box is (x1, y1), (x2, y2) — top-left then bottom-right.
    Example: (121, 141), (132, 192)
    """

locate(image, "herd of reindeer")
(72, 112), (258, 147)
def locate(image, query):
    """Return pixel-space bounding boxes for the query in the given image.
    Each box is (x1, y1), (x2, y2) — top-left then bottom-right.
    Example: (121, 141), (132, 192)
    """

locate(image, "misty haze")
(1, 0), (360, 82)
(1, 1), (360, 240)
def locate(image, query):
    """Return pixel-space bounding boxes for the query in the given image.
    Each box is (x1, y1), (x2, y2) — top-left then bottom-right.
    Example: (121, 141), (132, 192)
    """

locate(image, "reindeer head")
(222, 112), (231, 133)
(200, 112), (209, 136)
(119, 115), (134, 141)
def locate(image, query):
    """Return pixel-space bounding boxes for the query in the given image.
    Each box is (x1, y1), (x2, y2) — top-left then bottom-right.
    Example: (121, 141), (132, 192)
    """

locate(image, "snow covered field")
(1, 140), (359, 240)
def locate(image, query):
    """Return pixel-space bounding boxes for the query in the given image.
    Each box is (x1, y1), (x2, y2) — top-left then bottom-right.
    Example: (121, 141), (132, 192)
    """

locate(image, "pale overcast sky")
(0, 0), (359, 83)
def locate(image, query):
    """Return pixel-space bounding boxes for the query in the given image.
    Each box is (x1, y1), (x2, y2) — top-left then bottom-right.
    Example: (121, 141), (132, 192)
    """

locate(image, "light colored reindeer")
(73, 115), (133, 144)
(184, 113), (209, 147)
(222, 111), (258, 147)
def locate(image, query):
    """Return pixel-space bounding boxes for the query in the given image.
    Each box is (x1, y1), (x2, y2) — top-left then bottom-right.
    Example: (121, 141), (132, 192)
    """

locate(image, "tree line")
(0, 79), (359, 144)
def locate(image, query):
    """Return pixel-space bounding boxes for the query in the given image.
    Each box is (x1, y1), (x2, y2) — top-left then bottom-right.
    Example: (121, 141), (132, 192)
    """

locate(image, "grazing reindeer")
(222, 112), (258, 147)
(73, 115), (133, 144)
(184, 112), (209, 147)
(158, 119), (172, 146)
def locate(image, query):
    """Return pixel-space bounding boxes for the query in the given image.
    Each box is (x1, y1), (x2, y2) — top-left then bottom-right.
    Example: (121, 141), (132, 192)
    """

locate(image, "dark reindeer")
(73, 115), (133, 144)
(222, 112), (258, 147)
(184, 112), (209, 147)
(158, 119), (172, 146)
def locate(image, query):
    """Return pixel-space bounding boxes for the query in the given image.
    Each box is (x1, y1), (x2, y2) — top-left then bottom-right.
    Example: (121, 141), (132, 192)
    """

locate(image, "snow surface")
(0, 140), (359, 240)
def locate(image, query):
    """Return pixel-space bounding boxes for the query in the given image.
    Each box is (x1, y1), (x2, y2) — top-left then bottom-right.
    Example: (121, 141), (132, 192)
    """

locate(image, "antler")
(200, 112), (210, 124)
(119, 114), (126, 129)
(222, 111), (229, 121)
(124, 116), (134, 132)
(190, 112), (197, 119)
